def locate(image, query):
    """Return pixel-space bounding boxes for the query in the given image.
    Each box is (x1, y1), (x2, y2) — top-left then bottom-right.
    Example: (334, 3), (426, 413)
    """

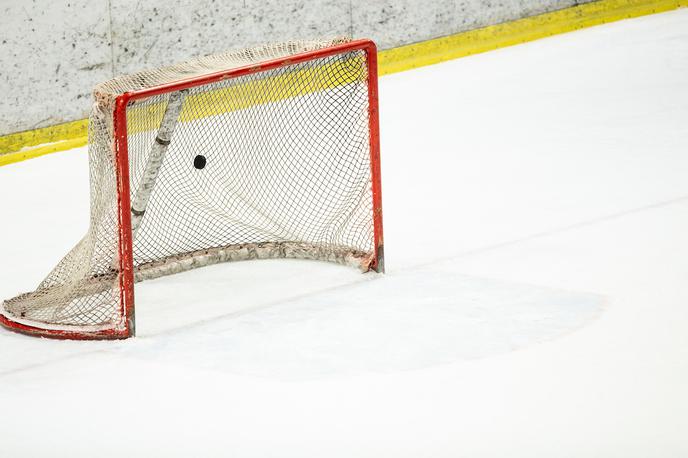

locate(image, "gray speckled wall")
(0, 0), (593, 136)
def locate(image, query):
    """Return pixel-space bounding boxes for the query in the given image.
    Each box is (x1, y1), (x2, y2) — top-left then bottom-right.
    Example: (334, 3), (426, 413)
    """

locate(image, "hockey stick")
(130, 90), (187, 236)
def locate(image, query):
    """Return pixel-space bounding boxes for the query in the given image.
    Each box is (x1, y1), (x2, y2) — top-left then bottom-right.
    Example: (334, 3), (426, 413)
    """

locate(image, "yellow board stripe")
(1, 0), (685, 167)
(379, 0), (687, 75)
(126, 58), (363, 136)
(0, 136), (88, 167)
(0, 119), (88, 156)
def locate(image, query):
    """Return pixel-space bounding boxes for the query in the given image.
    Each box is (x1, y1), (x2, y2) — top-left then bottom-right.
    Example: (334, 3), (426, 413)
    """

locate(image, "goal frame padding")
(0, 39), (383, 340)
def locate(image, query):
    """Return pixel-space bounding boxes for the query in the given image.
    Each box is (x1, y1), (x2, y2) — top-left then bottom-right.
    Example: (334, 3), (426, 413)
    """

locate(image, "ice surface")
(1, 8), (688, 458)
(126, 269), (604, 380)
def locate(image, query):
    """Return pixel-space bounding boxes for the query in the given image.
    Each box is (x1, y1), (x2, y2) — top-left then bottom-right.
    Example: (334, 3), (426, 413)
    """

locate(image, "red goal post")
(0, 38), (383, 339)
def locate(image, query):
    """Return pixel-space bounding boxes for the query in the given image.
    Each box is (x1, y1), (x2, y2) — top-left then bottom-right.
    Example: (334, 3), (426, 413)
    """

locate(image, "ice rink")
(1, 9), (687, 457)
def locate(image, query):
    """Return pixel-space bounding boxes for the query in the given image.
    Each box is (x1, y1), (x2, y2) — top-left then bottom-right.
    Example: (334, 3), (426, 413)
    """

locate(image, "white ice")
(1, 9), (687, 457)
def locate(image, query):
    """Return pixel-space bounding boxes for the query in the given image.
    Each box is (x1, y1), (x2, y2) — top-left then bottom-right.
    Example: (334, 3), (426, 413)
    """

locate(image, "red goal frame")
(0, 39), (383, 340)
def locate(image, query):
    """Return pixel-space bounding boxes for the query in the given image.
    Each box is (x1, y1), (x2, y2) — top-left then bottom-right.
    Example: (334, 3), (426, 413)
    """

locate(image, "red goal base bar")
(0, 39), (383, 340)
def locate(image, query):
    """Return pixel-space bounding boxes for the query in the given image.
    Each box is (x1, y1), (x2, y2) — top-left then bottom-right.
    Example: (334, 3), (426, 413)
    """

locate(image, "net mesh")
(2, 38), (377, 333)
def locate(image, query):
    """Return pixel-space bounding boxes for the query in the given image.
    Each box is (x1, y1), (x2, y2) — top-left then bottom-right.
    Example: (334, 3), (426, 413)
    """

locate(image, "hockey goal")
(1, 38), (383, 339)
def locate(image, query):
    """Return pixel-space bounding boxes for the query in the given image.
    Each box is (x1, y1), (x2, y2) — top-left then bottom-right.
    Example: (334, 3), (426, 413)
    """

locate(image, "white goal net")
(1, 38), (383, 339)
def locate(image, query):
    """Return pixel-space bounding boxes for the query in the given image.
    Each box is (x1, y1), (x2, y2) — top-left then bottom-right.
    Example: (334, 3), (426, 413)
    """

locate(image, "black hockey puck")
(194, 155), (207, 170)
